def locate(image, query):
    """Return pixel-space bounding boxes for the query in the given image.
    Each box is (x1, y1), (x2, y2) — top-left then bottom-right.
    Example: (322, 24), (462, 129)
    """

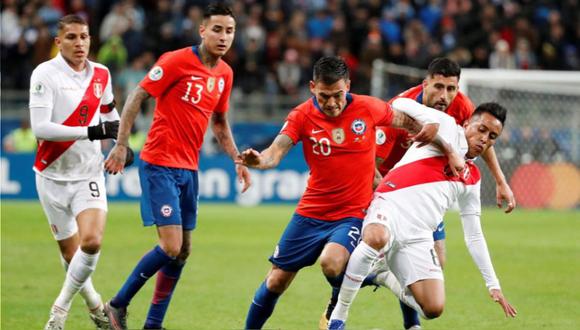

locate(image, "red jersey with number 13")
(281, 94), (393, 220)
(140, 46), (233, 170)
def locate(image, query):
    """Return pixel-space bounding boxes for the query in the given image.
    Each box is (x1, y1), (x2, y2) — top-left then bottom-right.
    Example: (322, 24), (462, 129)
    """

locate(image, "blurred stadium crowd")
(2, 0), (579, 96)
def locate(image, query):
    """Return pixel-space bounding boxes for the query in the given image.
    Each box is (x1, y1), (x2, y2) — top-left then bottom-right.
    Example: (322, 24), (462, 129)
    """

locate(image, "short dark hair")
(473, 102), (507, 126)
(313, 56), (349, 85)
(427, 57), (461, 79)
(57, 15), (88, 32)
(203, 3), (235, 20)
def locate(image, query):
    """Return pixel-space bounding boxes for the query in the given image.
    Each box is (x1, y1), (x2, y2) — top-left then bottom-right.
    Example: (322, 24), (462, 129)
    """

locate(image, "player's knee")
(320, 258), (343, 278)
(422, 303), (444, 319)
(266, 274), (291, 293)
(159, 239), (183, 258)
(362, 225), (388, 251)
(80, 235), (102, 254)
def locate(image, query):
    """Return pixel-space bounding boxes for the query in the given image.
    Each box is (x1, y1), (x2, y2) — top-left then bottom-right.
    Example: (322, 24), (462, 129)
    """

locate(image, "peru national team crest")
(207, 77), (216, 92)
(332, 128), (345, 144)
(218, 77), (225, 93)
(351, 119), (367, 135)
(93, 82), (103, 98)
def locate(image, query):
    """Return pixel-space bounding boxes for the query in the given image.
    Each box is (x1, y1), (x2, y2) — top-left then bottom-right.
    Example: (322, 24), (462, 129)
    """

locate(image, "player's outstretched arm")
(490, 289), (517, 317)
(482, 146), (516, 213)
(210, 112), (251, 192)
(236, 134), (293, 170)
(390, 98), (440, 146)
(105, 86), (150, 175)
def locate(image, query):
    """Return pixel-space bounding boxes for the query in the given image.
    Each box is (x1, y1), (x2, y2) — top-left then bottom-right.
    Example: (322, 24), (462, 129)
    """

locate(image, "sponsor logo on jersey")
(93, 82), (103, 98)
(207, 77), (215, 92)
(32, 82), (45, 95)
(351, 119), (366, 135)
(161, 204), (173, 217)
(218, 77), (225, 93)
(332, 128), (345, 144)
(376, 128), (386, 145)
(148, 66), (163, 81)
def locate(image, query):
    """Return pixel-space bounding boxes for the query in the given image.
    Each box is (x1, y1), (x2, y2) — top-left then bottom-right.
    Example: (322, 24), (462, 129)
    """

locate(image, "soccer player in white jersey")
(29, 15), (125, 330)
(328, 100), (517, 329)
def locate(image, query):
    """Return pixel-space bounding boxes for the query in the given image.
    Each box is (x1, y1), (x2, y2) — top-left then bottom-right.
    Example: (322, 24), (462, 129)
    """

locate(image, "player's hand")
(88, 121), (119, 141)
(235, 149), (262, 168)
(236, 163), (251, 193)
(411, 122), (439, 147)
(446, 151), (465, 177)
(105, 144), (128, 175)
(490, 289), (517, 318)
(496, 181), (516, 213)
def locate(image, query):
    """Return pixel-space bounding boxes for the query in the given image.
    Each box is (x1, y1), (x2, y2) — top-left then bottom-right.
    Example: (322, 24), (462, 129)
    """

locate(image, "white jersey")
(374, 101), (501, 290)
(29, 53), (116, 181)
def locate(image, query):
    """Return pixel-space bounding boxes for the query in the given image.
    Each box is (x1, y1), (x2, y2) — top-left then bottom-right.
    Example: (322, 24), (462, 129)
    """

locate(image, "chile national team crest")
(351, 119), (367, 135)
(93, 82), (103, 98)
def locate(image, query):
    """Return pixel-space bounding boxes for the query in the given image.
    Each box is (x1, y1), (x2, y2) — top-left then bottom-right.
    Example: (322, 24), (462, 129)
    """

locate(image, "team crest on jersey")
(376, 128), (386, 145)
(148, 66), (163, 81)
(332, 128), (345, 144)
(218, 77), (225, 93)
(93, 83), (103, 98)
(207, 77), (215, 92)
(161, 205), (173, 217)
(351, 119), (367, 135)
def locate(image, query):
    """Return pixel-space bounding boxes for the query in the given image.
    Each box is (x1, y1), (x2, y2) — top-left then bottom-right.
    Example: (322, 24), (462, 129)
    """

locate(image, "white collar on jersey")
(55, 52), (93, 79)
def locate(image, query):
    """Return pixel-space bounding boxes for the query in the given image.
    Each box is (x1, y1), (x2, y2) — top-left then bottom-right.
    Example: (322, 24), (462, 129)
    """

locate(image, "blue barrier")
(1, 149), (309, 205)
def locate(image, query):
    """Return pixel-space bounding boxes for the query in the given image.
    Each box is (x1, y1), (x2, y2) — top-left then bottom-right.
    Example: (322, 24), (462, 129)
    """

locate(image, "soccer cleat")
(44, 305), (68, 330)
(88, 304), (110, 330)
(327, 319), (346, 330)
(319, 297), (336, 330)
(104, 301), (128, 330)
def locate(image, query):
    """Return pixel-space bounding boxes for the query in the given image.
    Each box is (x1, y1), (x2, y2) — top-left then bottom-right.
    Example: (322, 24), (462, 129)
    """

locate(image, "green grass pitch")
(2, 202), (579, 329)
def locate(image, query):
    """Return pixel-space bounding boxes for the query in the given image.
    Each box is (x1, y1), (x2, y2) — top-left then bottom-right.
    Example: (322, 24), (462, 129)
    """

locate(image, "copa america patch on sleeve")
(31, 82), (45, 95)
(148, 66), (163, 81)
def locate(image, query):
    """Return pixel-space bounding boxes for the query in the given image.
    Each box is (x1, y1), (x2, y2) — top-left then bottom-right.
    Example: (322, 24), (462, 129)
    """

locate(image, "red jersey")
(281, 94), (393, 221)
(140, 46), (233, 170)
(376, 85), (474, 175)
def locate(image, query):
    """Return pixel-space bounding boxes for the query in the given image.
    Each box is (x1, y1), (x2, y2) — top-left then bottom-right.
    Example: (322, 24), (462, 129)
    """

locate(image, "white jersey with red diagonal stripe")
(375, 109), (479, 241)
(29, 53), (114, 181)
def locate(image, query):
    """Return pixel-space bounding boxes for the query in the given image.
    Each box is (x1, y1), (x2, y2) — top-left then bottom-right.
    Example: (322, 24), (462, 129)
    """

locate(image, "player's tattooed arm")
(211, 112), (241, 160)
(236, 134), (294, 169)
(105, 86), (150, 174)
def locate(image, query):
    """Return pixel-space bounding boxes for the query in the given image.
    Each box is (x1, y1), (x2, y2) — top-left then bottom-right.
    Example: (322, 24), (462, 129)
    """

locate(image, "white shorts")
(35, 174), (107, 240)
(386, 239), (444, 287)
(364, 194), (443, 287)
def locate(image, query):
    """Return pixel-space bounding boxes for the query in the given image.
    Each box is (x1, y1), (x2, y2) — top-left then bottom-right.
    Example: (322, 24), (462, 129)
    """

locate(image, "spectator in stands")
(3, 119), (37, 153)
(489, 39), (516, 69)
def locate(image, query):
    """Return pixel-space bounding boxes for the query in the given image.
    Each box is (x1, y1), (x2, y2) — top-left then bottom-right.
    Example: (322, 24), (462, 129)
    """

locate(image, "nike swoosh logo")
(139, 273), (149, 279)
(311, 129), (324, 134)
(191, 76), (203, 81)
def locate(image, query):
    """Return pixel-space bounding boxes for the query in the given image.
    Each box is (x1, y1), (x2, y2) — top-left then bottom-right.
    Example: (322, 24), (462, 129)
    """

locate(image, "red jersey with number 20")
(376, 85), (475, 175)
(140, 46), (233, 170)
(281, 94), (393, 221)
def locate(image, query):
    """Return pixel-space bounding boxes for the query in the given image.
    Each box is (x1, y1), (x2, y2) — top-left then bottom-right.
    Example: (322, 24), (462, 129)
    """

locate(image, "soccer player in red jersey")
(103, 4), (250, 330)
(238, 56), (442, 329)
(371, 58), (516, 330)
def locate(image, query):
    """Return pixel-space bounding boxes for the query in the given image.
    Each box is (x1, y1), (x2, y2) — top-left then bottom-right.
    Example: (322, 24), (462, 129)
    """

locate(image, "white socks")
(54, 249), (100, 311)
(59, 255), (102, 310)
(330, 241), (380, 321)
